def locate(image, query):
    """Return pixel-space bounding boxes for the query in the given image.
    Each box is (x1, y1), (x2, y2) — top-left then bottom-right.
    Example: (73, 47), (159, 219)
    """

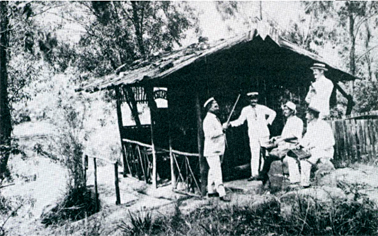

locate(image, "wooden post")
(83, 155), (88, 186)
(93, 157), (99, 212)
(195, 92), (207, 196)
(115, 87), (128, 177)
(114, 161), (121, 205)
(334, 82), (354, 115)
(167, 88), (176, 190)
(146, 85), (158, 188)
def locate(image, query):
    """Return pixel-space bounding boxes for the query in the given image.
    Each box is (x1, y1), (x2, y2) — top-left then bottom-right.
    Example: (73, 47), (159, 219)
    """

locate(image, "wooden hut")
(76, 28), (357, 196)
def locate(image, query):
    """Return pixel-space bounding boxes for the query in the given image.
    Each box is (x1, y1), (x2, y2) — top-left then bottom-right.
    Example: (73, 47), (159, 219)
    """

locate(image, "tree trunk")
(131, 1), (146, 58)
(0, 1), (12, 180)
(365, 21), (372, 81)
(348, 12), (356, 96)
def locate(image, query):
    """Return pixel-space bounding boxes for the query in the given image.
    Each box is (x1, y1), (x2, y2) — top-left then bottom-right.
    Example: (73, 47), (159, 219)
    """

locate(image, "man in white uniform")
(287, 105), (335, 188)
(305, 63), (334, 119)
(259, 101), (304, 185)
(203, 97), (230, 202)
(227, 92), (276, 181)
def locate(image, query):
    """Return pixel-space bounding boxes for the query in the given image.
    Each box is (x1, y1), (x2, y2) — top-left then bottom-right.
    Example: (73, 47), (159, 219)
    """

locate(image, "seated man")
(259, 101), (304, 185)
(287, 105), (335, 188)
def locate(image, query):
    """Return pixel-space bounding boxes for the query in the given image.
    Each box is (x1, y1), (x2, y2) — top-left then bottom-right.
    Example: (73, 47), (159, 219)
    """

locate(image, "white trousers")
(249, 137), (269, 177)
(287, 155), (332, 187)
(205, 155), (226, 197)
(287, 156), (301, 184)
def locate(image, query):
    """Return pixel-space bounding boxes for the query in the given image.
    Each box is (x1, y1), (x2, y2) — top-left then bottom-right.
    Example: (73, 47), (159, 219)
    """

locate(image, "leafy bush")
(118, 210), (164, 236)
(116, 192), (378, 236)
(0, 195), (28, 236)
(41, 186), (99, 226)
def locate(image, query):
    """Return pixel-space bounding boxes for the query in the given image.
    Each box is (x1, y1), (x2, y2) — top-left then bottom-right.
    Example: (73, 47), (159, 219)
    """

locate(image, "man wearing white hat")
(287, 104), (335, 188)
(258, 101), (304, 186)
(203, 97), (230, 202)
(226, 92), (276, 181)
(305, 63), (334, 119)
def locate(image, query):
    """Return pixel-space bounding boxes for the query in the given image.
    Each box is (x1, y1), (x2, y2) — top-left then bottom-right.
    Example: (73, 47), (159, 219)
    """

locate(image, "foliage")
(0, 195), (29, 236)
(59, 1), (198, 78)
(48, 76), (89, 189)
(353, 79), (378, 112)
(114, 190), (378, 236)
(118, 210), (164, 236)
(41, 186), (98, 226)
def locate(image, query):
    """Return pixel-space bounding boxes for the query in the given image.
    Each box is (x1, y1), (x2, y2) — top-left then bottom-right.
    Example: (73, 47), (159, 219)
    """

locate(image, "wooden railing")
(122, 138), (201, 196)
(170, 149), (201, 196)
(328, 119), (378, 164)
(83, 155), (121, 208)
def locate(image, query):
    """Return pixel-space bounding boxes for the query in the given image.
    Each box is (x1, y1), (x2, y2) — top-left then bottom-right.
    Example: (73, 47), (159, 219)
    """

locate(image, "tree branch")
(356, 44), (378, 62)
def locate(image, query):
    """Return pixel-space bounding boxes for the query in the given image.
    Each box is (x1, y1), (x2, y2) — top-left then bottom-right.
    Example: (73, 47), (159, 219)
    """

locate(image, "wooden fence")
(122, 138), (201, 196)
(83, 155), (121, 208)
(329, 119), (378, 164)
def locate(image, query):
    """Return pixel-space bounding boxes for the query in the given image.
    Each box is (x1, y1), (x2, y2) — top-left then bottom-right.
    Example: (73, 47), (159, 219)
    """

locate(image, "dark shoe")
(302, 184), (311, 189)
(207, 192), (219, 198)
(256, 175), (265, 181)
(220, 196), (231, 202)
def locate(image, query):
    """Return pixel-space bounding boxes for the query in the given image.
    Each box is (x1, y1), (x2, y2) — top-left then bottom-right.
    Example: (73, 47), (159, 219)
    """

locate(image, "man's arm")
(305, 84), (315, 104)
(229, 108), (246, 127)
(265, 106), (276, 125)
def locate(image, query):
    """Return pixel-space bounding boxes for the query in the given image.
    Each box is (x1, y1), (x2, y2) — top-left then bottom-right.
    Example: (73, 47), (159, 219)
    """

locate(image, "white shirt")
(230, 104), (276, 140)
(203, 112), (226, 157)
(300, 119), (335, 159)
(281, 116), (304, 141)
(305, 75), (334, 117)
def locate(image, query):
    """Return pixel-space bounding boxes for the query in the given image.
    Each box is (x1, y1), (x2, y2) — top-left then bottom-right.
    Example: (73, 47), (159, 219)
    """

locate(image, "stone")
(314, 160), (336, 187)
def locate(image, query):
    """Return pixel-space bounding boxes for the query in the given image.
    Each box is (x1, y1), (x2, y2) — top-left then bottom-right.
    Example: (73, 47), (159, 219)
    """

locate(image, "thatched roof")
(76, 28), (357, 93)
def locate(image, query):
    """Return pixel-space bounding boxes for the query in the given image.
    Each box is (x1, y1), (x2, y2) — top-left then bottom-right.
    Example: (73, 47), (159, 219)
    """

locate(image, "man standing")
(287, 105), (335, 188)
(305, 63), (334, 119)
(259, 101), (304, 186)
(203, 97), (230, 202)
(227, 92), (276, 181)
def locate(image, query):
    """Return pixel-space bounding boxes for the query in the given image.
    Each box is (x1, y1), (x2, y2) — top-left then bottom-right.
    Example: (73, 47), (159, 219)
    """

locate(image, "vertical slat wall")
(329, 118), (378, 163)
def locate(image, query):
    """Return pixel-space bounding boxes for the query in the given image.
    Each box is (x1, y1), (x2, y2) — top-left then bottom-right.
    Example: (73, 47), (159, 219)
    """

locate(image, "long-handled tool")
(222, 94), (241, 161)
(225, 94), (241, 128)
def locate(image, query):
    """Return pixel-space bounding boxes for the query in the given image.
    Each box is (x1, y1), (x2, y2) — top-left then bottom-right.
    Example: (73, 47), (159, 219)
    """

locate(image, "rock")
(314, 160), (336, 187)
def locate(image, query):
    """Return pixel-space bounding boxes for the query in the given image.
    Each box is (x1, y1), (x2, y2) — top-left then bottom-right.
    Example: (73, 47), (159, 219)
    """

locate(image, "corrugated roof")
(76, 29), (357, 93)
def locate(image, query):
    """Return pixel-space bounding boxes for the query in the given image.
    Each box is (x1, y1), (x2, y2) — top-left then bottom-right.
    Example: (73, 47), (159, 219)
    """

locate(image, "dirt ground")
(2, 121), (378, 235)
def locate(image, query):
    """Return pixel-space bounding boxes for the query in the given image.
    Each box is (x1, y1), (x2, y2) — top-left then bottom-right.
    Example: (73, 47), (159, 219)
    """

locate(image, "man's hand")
(222, 123), (230, 131)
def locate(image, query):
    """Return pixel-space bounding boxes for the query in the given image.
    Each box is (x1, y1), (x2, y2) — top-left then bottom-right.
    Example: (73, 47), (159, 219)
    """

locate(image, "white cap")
(247, 92), (259, 97)
(310, 62), (328, 71)
(203, 97), (215, 108)
(284, 101), (296, 111)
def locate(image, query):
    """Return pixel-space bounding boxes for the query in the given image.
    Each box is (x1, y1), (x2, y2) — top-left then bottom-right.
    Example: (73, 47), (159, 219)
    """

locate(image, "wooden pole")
(195, 91), (207, 196)
(93, 157), (99, 212)
(114, 161), (121, 205)
(146, 85), (158, 188)
(115, 87), (128, 177)
(83, 155), (88, 187)
(167, 89), (176, 190)
(334, 82), (354, 115)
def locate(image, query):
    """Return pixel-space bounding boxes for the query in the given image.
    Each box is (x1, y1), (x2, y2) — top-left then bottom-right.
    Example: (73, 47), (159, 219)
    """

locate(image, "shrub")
(118, 210), (165, 236)
(118, 193), (378, 236)
(41, 186), (99, 226)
